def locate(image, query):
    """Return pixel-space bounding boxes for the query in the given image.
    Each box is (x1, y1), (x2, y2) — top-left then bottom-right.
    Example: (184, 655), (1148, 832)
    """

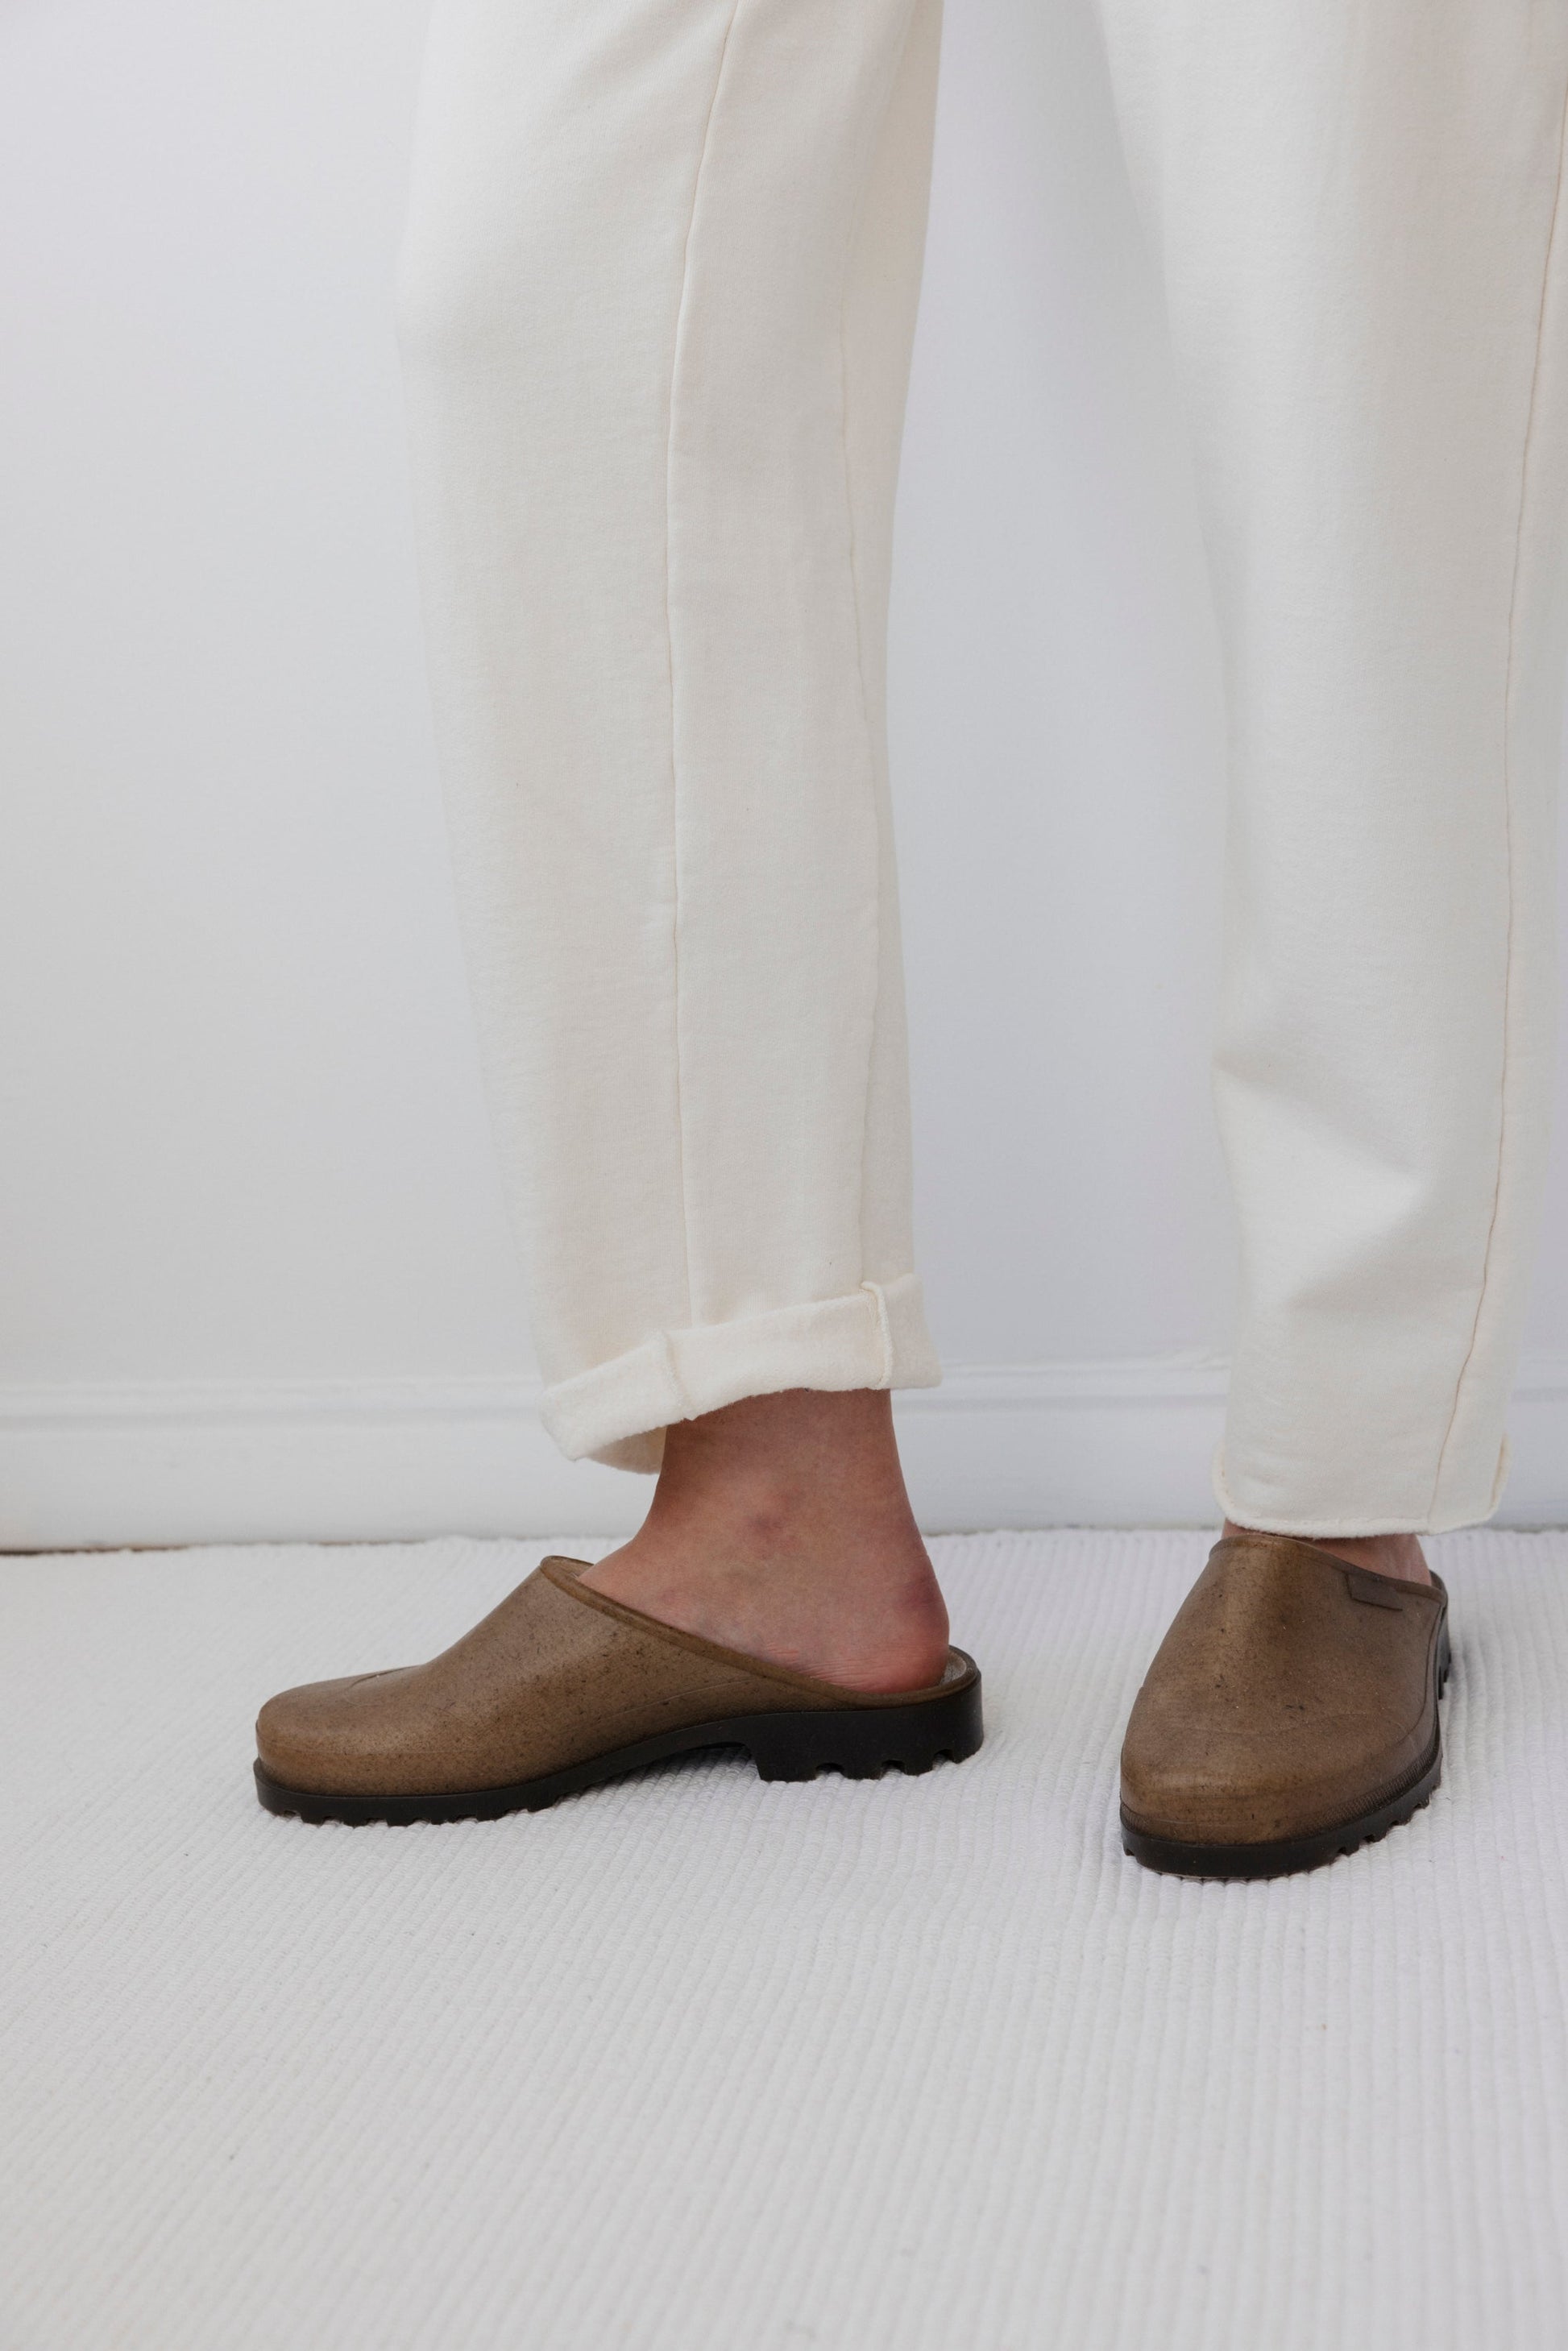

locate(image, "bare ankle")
(1222, 1518), (1431, 1585)
(583, 1390), (950, 1692)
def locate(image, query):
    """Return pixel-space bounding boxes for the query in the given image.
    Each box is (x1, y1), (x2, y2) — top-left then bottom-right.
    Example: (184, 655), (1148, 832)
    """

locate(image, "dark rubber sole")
(1121, 1627), (1450, 1882)
(255, 1669), (983, 1826)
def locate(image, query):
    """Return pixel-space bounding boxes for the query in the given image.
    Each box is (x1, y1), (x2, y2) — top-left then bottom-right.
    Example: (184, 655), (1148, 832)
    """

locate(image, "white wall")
(1, 0), (1564, 1545)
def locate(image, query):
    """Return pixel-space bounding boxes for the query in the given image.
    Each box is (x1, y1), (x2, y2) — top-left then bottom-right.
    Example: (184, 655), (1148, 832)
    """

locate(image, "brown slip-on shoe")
(1120, 1532), (1450, 1880)
(255, 1555), (983, 1823)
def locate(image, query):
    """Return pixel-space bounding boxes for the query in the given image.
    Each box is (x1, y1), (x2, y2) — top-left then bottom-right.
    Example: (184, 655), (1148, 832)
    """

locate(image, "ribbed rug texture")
(3, 1529), (1566, 2350)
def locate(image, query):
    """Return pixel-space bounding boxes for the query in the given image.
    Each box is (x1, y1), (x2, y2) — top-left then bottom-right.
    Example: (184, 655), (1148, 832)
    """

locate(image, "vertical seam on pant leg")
(1427, 74), (1568, 1521)
(840, 141), (881, 1308)
(839, 7), (917, 1305)
(664, 0), (745, 1343)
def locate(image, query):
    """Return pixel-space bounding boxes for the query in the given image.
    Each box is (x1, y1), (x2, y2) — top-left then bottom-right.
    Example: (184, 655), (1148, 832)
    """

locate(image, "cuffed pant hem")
(1211, 1434), (1512, 1539)
(540, 1273), (942, 1471)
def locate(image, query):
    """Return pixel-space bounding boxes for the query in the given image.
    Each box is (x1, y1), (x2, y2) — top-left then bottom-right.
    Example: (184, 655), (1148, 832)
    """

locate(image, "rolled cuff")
(1212, 1430), (1511, 1538)
(541, 1273), (942, 1471)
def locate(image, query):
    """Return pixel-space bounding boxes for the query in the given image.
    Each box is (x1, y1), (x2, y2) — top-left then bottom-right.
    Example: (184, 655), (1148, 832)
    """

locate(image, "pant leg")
(398, 0), (944, 1470)
(1097, 1), (1568, 1532)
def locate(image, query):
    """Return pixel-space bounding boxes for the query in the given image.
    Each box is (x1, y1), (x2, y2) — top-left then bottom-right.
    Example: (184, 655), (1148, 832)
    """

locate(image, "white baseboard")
(2, 1353), (1566, 1550)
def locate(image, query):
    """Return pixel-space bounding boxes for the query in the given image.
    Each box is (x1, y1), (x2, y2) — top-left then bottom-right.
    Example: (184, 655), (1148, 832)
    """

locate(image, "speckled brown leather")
(256, 1556), (970, 1799)
(1121, 1532), (1448, 1852)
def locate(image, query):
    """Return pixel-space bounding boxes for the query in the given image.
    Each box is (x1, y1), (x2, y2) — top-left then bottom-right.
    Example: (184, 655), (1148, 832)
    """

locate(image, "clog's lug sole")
(1122, 1628), (1450, 1882)
(255, 1669), (983, 1825)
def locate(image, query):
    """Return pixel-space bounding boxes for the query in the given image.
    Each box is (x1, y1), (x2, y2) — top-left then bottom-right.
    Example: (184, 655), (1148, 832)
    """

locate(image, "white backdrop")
(2, 0), (1564, 1542)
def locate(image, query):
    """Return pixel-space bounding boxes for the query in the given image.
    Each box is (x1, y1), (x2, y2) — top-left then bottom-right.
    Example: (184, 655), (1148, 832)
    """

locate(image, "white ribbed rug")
(4, 1529), (1566, 2351)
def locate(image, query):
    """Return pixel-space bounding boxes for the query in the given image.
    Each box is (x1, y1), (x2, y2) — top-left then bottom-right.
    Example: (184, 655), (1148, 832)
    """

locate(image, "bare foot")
(1222, 1518), (1432, 1586)
(582, 1390), (949, 1693)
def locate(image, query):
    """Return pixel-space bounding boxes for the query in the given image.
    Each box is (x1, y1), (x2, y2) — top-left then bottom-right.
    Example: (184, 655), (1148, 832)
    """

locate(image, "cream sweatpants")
(398, 0), (1568, 1532)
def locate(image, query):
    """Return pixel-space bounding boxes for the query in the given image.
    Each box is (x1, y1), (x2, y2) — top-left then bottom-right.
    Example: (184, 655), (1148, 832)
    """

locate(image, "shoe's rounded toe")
(255, 1671), (409, 1797)
(1119, 1694), (1261, 1845)
(1121, 1679), (1417, 1847)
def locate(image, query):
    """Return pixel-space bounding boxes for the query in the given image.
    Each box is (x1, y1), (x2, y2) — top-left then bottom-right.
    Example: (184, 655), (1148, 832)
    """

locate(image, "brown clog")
(255, 1555), (982, 1823)
(1120, 1532), (1450, 1879)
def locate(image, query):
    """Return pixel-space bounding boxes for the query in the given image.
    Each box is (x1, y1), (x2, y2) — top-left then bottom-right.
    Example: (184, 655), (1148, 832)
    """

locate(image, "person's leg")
(1097, 0), (1568, 1539)
(395, 0), (946, 1686)
(253, 0), (981, 1805)
(1100, 2), (1568, 1870)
